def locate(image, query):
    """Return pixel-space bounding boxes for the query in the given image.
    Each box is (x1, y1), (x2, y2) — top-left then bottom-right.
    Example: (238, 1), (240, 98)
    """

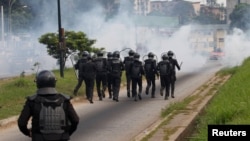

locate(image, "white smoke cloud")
(221, 28), (250, 67)
(2, 0), (250, 77)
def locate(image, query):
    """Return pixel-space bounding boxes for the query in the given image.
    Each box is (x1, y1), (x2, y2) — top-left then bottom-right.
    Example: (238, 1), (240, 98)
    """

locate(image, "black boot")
(138, 93), (142, 100)
(127, 91), (130, 98)
(160, 87), (164, 96)
(145, 87), (149, 95)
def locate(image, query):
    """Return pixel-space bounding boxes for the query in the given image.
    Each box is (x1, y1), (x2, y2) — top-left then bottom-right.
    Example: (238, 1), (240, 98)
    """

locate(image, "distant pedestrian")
(73, 51), (89, 96)
(167, 50), (181, 98)
(157, 54), (171, 100)
(129, 53), (145, 101)
(143, 52), (159, 98)
(110, 51), (124, 102)
(18, 70), (79, 141)
(93, 51), (108, 101)
(123, 49), (135, 98)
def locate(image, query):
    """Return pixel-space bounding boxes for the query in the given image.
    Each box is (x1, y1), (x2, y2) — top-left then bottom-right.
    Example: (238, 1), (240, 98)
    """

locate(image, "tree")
(194, 7), (225, 24)
(229, 3), (250, 31)
(39, 31), (100, 67)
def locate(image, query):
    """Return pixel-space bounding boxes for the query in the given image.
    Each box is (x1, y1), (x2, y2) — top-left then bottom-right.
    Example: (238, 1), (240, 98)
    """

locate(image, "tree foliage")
(194, 7), (225, 24)
(39, 31), (100, 64)
(229, 3), (250, 31)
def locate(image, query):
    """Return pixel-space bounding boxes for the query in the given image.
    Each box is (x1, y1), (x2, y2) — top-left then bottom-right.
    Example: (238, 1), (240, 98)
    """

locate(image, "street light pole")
(57, 0), (64, 77)
(8, 0), (16, 39)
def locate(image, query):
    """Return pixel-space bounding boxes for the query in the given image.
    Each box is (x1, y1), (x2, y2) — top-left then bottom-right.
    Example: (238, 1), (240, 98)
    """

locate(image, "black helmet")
(162, 54), (168, 60)
(113, 51), (120, 58)
(107, 52), (113, 58)
(128, 50), (135, 56)
(148, 52), (154, 58)
(82, 51), (89, 57)
(97, 51), (104, 57)
(167, 50), (174, 57)
(35, 70), (56, 88)
(134, 53), (140, 59)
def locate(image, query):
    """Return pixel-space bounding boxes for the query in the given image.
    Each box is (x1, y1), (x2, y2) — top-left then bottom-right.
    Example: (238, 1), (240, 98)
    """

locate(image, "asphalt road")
(0, 61), (223, 141)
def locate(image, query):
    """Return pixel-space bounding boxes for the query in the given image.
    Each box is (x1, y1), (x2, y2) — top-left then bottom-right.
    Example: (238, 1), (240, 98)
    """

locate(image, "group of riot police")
(73, 49), (181, 103)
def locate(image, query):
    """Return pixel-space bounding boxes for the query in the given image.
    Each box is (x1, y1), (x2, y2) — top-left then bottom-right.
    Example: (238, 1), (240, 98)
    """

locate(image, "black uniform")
(168, 57), (180, 98)
(110, 57), (124, 102)
(157, 59), (171, 100)
(73, 57), (88, 96)
(107, 55), (113, 98)
(93, 57), (108, 101)
(144, 58), (159, 98)
(123, 56), (134, 97)
(82, 58), (96, 103)
(18, 70), (79, 141)
(129, 58), (145, 101)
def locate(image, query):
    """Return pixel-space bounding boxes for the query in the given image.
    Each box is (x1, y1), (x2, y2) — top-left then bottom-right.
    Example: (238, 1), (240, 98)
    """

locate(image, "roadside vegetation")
(188, 58), (250, 140)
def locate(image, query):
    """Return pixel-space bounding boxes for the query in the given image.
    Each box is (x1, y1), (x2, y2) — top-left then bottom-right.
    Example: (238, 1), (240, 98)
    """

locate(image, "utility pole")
(57, 0), (64, 77)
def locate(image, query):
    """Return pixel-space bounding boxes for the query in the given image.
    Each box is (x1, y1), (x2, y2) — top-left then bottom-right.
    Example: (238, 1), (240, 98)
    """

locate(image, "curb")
(0, 116), (18, 129)
(134, 74), (231, 141)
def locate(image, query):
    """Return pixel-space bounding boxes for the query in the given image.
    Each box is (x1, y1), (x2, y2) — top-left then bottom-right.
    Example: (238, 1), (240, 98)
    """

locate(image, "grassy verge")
(0, 68), (127, 120)
(189, 58), (250, 141)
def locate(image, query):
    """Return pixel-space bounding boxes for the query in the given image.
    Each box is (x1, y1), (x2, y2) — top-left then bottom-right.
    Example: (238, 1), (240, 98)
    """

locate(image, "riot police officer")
(110, 51), (124, 102)
(157, 54), (171, 100)
(93, 51), (108, 101)
(73, 51), (89, 96)
(123, 50), (135, 98)
(80, 55), (97, 103)
(129, 53), (145, 101)
(106, 52), (113, 99)
(167, 50), (181, 98)
(18, 70), (79, 141)
(143, 52), (159, 98)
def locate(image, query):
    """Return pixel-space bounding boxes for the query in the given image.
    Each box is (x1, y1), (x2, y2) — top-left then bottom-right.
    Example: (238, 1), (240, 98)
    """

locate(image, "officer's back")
(18, 70), (79, 141)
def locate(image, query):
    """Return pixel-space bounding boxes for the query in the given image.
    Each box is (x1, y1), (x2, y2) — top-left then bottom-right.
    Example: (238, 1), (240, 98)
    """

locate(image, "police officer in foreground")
(157, 54), (171, 100)
(167, 50), (181, 98)
(18, 70), (79, 141)
(73, 51), (89, 96)
(143, 52), (159, 98)
(123, 49), (135, 98)
(93, 51), (108, 101)
(110, 51), (124, 102)
(129, 53), (145, 101)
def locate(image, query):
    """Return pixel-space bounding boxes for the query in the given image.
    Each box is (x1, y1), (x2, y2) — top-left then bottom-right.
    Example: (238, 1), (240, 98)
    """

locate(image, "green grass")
(189, 57), (250, 141)
(0, 68), (128, 120)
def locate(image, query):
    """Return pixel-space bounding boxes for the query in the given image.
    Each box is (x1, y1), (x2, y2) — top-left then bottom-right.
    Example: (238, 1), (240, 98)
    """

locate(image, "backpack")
(124, 57), (134, 72)
(95, 59), (104, 72)
(159, 61), (169, 75)
(131, 62), (141, 78)
(78, 59), (87, 77)
(37, 95), (67, 135)
(144, 60), (152, 74)
(111, 60), (122, 78)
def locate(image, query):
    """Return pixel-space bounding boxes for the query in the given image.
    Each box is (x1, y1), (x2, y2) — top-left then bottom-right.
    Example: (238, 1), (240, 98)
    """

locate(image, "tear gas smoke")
(0, 0), (250, 78)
